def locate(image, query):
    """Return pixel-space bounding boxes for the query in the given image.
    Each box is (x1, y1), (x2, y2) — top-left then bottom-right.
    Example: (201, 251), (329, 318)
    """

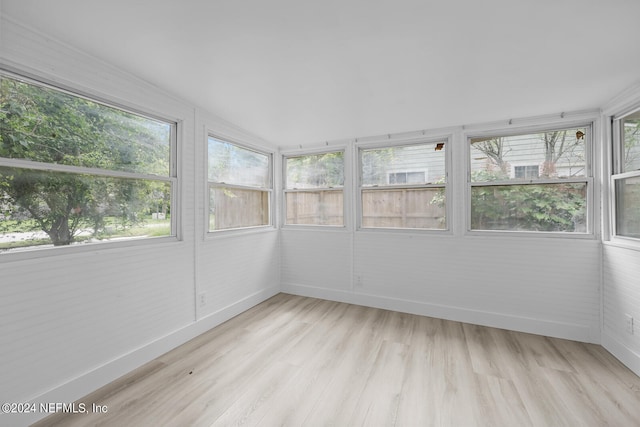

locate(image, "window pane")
(514, 165), (539, 179)
(470, 128), (587, 182)
(0, 166), (172, 250)
(362, 188), (445, 229)
(208, 137), (270, 188)
(285, 152), (344, 189)
(623, 118), (640, 173)
(361, 142), (445, 187)
(615, 176), (640, 238)
(209, 187), (269, 230)
(285, 190), (343, 225)
(470, 183), (587, 232)
(0, 76), (171, 175)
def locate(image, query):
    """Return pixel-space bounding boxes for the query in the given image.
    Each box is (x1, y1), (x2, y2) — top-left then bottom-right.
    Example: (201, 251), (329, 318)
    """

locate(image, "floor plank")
(33, 294), (640, 427)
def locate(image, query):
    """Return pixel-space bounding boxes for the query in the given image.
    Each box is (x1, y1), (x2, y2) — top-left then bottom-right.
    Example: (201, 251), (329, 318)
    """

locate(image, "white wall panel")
(283, 230), (601, 343)
(198, 231), (280, 318)
(0, 16), (189, 122)
(0, 243), (195, 404)
(281, 229), (352, 292)
(354, 233), (601, 341)
(602, 244), (640, 375)
(195, 106), (281, 319)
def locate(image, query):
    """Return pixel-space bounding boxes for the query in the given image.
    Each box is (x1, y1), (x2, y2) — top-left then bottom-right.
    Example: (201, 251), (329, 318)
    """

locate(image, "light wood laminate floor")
(35, 293), (640, 426)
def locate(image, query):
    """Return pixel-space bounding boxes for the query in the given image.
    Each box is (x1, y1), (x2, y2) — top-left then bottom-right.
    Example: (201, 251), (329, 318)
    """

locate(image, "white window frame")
(206, 134), (274, 234)
(356, 137), (450, 233)
(466, 122), (594, 238)
(282, 147), (346, 228)
(610, 108), (640, 242)
(0, 70), (179, 258)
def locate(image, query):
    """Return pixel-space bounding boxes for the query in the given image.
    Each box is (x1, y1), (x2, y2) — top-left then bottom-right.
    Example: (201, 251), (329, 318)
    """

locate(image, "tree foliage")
(361, 146), (396, 186)
(286, 151), (344, 188)
(470, 174), (586, 232)
(208, 138), (269, 187)
(0, 76), (171, 246)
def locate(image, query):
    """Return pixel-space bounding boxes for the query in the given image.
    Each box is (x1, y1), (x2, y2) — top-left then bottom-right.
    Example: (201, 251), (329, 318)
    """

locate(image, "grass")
(0, 218), (41, 233)
(0, 216), (172, 251)
(0, 238), (48, 250)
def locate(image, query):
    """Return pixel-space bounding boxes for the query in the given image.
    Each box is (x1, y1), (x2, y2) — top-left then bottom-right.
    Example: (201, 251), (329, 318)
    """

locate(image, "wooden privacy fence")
(286, 190), (343, 225)
(210, 187), (269, 230)
(361, 188), (445, 229)
(284, 188), (445, 229)
(211, 187), (446, 230)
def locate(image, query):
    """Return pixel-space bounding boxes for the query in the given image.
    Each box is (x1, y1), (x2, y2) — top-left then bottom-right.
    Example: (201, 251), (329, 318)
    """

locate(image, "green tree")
(0, 76), (171, 246)
(469, 175), (586, 231)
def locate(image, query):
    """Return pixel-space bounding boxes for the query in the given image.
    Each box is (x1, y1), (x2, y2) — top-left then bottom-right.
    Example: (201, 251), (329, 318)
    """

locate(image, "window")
(359, 141), (446, 230)
(284, 151), (344, 226)
(612, 110), (640, 239)
(207, 137), (271, 231)
(514, 165), (539, 179)
(388, 171), (426, 185)
(0, 73), (175, 252)
(469, 126), (590, 233)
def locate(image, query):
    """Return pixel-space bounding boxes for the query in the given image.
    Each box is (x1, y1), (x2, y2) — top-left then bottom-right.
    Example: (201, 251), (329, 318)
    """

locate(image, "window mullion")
(210, 182), (270, 192)
(284, 187), (343, 193)
(0, 157), (173, 181)
(470, 177), (589, 187)
(363, 183), (446, 190)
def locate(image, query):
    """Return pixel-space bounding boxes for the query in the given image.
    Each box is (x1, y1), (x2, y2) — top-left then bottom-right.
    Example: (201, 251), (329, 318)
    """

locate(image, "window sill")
(357, 226), (451, 236)
(205, 225), (277, 239)
(281, 224), (348, 232)
(603, 238), (640, 253)
(464, 229), (596, 240)
(0, 235), (180, 263)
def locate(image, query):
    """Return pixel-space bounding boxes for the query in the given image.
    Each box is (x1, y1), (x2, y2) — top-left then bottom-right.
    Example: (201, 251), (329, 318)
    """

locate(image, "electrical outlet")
(198, 292), (207, 307)
(355, 275), (363, 288)
(625, 314), (634, 334)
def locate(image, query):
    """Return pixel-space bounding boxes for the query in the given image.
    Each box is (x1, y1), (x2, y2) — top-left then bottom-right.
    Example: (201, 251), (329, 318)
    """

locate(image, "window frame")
(282, 147), (346, 228)
(466, 122), (594, 238)
(356, 137), (450, 232)
(206, 134), (274, 234)
(0, 70), (179, 257)
(610, 108), (640, 242)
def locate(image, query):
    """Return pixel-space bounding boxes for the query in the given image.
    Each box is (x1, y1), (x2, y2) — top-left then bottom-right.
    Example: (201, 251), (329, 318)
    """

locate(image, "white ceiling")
(2, 0), (640, 146)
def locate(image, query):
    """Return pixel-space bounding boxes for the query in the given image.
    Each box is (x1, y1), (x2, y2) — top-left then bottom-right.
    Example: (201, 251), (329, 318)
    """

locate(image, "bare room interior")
(1, 1), (640, 426)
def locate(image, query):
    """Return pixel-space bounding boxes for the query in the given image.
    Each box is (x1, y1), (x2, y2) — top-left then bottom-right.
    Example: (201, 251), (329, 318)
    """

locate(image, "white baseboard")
(602, 333), (640, 378)
(11, 286), (279, 427)
(281, 283), (599, 344)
